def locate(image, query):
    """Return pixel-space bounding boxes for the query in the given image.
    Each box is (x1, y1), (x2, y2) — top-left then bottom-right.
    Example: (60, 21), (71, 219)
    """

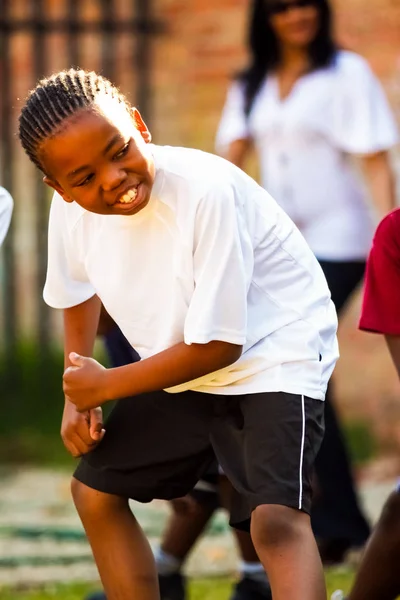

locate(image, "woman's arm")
(224, 138), (252, 170)
(385, 335), (400, 379)
(361, 151), (397, 218)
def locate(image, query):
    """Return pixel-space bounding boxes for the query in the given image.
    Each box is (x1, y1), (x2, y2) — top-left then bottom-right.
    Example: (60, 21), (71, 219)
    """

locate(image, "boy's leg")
(251, 505), (325, 600)
(346, 490), (400, 600)
(154, 480), (217, 600)
(219, 474), (272, 599)
(156, 467), (219, 566)
(72, 478), (159, 600)
(211, 392), (326, 600)
(73, 389), (215, 600)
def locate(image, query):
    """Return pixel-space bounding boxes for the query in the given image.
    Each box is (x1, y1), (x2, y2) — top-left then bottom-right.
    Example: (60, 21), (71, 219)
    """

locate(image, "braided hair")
(19, 69), (131, 173)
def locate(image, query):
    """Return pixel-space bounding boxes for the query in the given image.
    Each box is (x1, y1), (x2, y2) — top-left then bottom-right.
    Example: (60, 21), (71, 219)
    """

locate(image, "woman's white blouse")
(216, 51), (399, 261)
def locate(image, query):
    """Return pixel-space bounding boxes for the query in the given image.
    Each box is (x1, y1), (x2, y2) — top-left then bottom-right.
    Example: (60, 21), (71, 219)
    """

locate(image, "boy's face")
(40, 102), (155, 216)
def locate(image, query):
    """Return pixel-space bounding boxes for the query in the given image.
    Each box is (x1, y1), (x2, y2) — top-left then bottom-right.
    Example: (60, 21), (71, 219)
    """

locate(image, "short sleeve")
(215, 81), (251, 154)
(359, 210), (400, 335)
(0, 187), (13, 247)
(334, 53), (399, 154)
(184, 185), (253, 346)
(43, 193), (96, 309)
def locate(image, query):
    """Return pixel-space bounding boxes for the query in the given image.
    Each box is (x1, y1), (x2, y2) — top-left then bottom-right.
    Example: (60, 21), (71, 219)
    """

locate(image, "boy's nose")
(102, 168), (126, 192)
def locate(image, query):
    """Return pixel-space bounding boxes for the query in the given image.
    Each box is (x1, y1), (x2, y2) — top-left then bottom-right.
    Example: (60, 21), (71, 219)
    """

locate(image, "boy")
(333, 208), (400, 600)
(19, 69), (338, 600)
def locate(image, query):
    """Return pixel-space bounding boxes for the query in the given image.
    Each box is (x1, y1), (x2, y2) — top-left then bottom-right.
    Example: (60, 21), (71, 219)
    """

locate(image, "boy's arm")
(64, 340), (242, 411)
(65, 184), (248, 412)
(61, 294), (104, 456)
(64, 294), (102, 366)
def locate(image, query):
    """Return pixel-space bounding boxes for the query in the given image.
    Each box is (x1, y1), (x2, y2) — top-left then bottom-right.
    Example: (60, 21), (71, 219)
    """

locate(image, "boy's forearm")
(103, 340), (242, 400)
(63, 294), (102, 369)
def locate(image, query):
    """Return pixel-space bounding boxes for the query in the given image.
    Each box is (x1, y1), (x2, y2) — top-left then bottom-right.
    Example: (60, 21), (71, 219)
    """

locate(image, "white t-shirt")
(216, 51), (399, 261)
(0, 187), (13, 247)
(44, 145), (338, 400)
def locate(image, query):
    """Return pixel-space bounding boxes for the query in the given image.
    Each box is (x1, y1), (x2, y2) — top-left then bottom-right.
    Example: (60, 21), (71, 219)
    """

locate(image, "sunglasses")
(267, 0), (318, 16)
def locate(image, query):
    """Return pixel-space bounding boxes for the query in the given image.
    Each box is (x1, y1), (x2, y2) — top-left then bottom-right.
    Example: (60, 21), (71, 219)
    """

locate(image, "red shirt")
(360, 208), (400, 335)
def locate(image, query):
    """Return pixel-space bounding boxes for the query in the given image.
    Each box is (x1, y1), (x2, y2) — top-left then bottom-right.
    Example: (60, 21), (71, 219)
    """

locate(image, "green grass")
(0, 570), (356, 599)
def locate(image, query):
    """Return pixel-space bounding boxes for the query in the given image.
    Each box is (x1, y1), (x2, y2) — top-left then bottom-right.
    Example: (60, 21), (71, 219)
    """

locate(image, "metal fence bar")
(0, 0), (162, 351)
(33, 0), (51, 352)
(100, 0), (116, 81)
(67, 0), (80, 68)
(135, 0), (153, 124)
(0, 0), (17, 357)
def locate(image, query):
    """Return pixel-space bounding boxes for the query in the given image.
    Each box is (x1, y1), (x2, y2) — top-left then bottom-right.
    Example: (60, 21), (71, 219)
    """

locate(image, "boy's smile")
(40, 104), (155, 216)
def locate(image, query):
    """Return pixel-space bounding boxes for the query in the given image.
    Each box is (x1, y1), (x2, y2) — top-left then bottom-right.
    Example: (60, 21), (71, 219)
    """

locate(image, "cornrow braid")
(19, 68), (130, 173)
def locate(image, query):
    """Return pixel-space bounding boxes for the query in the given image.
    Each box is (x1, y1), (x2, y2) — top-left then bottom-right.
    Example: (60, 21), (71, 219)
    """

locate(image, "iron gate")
(0, 0), (162, 358)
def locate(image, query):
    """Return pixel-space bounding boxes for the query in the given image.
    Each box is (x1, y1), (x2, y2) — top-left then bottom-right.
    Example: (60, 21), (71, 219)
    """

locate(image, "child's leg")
(347, 490), (400, 600)
(219, 473), (272, 594)
(71, 477), (159, 600)
(156, 498), (214, 566)
(251, 504), (325, 600)
(211, 392), (326, 600)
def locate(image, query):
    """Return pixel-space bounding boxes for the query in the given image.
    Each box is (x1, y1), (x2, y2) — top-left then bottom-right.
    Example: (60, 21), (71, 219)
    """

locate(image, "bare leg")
(348, 491), (400, 600)
(159, 497), (215, 560)
(234, 529), (261, 562)
(251, 504), (326, 600)
(219, 475), (261, 562)
(71, 477), (159, 600)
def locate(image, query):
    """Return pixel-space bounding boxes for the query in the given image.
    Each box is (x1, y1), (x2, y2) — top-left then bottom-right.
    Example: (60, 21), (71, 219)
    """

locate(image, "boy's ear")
(132, 108), (152, 143)
(43, 176), (74, 203)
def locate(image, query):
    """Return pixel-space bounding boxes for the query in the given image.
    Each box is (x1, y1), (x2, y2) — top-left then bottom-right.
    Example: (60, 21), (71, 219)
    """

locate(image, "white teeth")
(118, 188), (138, 204)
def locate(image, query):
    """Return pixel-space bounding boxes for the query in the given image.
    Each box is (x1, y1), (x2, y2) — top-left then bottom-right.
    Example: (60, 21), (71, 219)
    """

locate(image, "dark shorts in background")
(74, 390), (324, 530)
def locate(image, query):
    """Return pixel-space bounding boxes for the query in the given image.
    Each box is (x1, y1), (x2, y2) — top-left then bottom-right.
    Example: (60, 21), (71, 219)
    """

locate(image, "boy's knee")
(71, 477), (127, 520)
(251, 504), (309, 550)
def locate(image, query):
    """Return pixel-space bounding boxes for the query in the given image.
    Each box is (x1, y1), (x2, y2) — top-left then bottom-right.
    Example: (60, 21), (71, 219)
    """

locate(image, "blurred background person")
(0, 187), (13, 247)
(215, 0), (399, 563)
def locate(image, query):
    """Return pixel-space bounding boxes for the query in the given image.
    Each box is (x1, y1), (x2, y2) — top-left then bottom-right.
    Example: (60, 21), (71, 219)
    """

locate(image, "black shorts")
(74, 391), (324, 530)
(189, 460), (220, 509)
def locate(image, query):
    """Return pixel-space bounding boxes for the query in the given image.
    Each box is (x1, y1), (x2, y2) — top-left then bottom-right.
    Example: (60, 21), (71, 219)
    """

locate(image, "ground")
(0, 573), (357, 599)
(0, 463), (398, 598)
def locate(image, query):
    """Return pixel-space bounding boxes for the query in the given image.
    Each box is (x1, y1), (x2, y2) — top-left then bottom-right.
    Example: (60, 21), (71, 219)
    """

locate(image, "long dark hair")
(239, 0), (337, 115)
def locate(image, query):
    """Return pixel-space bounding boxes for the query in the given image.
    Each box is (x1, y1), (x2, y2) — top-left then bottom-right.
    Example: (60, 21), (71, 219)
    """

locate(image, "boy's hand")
(63, 352), (108, 412)
(61, 400), (105, 457)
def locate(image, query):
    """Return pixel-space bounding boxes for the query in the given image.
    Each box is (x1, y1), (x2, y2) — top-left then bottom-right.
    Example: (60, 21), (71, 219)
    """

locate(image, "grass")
(0, 570), (356, 599)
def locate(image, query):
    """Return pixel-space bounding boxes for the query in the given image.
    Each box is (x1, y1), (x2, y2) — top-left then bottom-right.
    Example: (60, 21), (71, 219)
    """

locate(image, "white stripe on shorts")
(299, 395), (306, 510)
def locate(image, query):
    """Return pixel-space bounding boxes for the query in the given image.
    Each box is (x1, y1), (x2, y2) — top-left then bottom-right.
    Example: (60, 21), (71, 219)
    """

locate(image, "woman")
(216, 0), (398, 562)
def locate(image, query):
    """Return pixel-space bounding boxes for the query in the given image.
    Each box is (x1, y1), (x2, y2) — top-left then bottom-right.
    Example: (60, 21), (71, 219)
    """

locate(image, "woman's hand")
(361, 151), (396, 219)
(63, 352), (108, 412)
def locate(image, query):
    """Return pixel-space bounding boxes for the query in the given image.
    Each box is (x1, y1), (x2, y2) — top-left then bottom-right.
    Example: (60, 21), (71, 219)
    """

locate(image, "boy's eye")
(113, 141), (130, 160)
(75, 173), (94, 187)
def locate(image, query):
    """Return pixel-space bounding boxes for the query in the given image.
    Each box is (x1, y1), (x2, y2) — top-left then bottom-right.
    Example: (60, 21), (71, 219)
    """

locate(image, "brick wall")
(2, 0), (400, 448)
